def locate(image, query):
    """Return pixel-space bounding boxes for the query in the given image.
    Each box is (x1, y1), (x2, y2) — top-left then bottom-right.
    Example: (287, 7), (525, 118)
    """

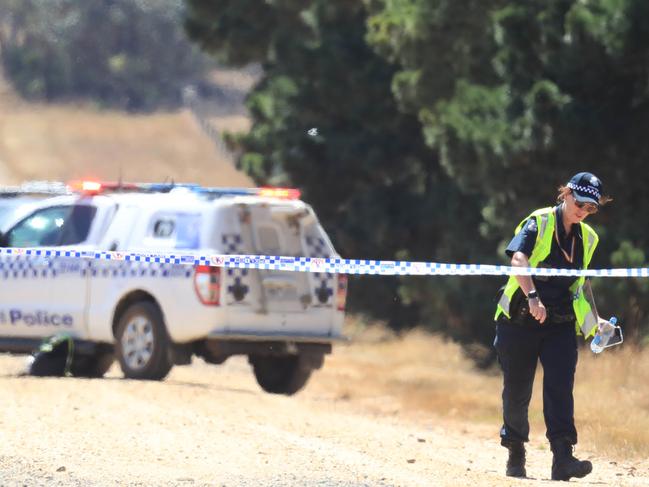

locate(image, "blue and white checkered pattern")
(222, 233), (250, 302)
(0, 254), (193, 280)
(222, 234), (242, 253)
(0, 256), (86, 279)
(567, 182), (601, 200)
(91, 263), (192, 279)
(305, 234), (333, 304)
(305, 236), (329, 258)
(0, 259), (52, 279)
(0, 247), (648, 277)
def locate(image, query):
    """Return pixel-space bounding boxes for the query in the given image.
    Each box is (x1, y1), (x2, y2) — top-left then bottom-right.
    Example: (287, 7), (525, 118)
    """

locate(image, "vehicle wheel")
(115, 301), (172, 380)
(70, 351), (115, 378)
(249, 354), (313, 395)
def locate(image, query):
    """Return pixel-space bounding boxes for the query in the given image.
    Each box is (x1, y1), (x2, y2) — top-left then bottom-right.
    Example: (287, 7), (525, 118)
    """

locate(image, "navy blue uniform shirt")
(505, 205), (583, 307)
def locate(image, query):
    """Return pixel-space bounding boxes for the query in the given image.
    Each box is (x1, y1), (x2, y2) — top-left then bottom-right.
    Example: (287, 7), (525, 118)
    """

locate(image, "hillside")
(0, 70), (253, 187)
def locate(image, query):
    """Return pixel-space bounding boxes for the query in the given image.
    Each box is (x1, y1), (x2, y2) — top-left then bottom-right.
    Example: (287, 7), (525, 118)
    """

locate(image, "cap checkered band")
(567, 182), (600, 200)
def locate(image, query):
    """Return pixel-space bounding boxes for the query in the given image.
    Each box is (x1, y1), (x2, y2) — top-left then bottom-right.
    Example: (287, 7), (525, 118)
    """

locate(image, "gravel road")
(0, 352), (647, 487)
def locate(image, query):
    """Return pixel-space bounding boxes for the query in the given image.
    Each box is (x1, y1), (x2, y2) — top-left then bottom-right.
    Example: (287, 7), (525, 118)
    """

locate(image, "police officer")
(494, 172), (612, 480)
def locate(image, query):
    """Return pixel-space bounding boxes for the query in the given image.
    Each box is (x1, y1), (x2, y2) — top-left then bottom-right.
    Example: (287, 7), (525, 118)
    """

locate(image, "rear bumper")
(164, 307), (345, 343)
(206, 330), (348, 344)
(196, 336), (338, 365)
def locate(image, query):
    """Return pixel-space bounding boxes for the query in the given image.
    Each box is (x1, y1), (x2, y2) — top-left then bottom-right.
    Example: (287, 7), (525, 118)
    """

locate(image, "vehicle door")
(240, 203), (323, 314)
(87, 207), (202, 341)
(0, 204), (96, 337)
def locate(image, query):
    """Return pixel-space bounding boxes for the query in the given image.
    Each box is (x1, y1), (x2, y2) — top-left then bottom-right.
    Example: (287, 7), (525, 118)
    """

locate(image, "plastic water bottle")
(590, 317), (617, 354)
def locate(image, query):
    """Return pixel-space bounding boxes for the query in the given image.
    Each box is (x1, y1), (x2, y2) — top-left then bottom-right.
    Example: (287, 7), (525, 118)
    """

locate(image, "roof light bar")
(67, 180), (199, 194)
(188, 186), (301, 199)
(138, 183), (201, 192)
(258, 187), (301, 199)
(65, 180), (301, 199)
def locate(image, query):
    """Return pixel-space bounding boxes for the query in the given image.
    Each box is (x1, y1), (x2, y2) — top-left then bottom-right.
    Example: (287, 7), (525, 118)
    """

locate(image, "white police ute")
(0, 181), (347, 395)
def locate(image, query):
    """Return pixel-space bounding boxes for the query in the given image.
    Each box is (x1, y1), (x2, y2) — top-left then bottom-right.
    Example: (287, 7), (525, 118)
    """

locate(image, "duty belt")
(509, 300), (575, 325)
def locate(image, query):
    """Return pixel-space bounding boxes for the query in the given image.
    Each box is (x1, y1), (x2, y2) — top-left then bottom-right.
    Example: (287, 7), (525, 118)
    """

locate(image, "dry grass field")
(317, 320), (649, 461)
(0, 70), (252, 187)
(1, 321), (647, 485)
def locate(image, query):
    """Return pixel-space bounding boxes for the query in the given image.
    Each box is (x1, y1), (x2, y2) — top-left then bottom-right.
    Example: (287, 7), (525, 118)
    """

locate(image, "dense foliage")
(185, 0), (497, 344)
(0, 0), (211, 111)
(366, 0), (649, 346)
(184, 0), (649, 355)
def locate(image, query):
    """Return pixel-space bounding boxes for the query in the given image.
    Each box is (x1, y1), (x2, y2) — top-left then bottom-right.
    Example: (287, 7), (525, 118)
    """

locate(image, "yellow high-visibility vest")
(494, 207), (599, 337)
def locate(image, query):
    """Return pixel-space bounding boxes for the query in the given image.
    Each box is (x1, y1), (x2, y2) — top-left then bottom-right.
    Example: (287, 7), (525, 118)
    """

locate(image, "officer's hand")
(528, 298), (547, 323)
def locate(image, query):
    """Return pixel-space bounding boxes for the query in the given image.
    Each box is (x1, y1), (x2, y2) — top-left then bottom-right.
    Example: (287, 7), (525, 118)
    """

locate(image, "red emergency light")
(257, 187), (301, 199)
(68, 180), (103, 194)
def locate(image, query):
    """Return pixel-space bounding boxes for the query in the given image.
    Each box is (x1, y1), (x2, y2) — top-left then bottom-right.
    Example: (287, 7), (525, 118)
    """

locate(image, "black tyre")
(115, 301), (172, 380)
(249, 354), (313, 395)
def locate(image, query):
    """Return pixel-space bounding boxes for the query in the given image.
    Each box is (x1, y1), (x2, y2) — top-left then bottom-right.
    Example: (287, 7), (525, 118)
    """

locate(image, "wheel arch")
(112, 290), (165, 338)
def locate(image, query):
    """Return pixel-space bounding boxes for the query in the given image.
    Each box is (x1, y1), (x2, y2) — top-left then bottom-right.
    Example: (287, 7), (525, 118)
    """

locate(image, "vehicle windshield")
(0, 198), (32, 228)
(6, 204), (97, 247)
(0, 205), (17, 224)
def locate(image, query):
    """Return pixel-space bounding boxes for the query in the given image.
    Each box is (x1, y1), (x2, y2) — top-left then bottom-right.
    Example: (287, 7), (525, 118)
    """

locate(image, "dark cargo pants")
(494, 318), (578, 446)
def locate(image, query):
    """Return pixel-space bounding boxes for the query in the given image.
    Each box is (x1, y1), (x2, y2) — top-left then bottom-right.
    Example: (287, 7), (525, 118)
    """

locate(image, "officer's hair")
(557, 185), (613, 206)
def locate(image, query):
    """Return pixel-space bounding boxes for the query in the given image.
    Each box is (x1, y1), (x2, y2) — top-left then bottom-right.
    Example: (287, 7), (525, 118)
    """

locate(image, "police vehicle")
(0, 181), (347, 395)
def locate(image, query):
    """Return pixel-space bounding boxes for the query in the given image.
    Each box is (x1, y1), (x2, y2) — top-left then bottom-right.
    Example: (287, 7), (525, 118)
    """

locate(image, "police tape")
(0, 247), (648, 277)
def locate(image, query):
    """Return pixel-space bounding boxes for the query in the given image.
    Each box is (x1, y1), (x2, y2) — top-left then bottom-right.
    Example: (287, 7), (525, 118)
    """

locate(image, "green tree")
(185, 0), (489, 334)
(0, 0), (211, 111)
(185, 0), (649, 351)
(367, 0), (649, 341)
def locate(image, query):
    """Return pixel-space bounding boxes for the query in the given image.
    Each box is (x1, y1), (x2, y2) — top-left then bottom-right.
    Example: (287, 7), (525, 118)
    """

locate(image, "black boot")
(506, 442), (526, 478)
(550, 439), (592, 481)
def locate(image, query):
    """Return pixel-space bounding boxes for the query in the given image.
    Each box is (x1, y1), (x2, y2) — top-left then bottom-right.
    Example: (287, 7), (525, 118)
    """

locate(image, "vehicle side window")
(153, 219), (175, 238)
(144, 212), (201, 249)
(60, 205), (96, 245)
(7, 205), (96, 247)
